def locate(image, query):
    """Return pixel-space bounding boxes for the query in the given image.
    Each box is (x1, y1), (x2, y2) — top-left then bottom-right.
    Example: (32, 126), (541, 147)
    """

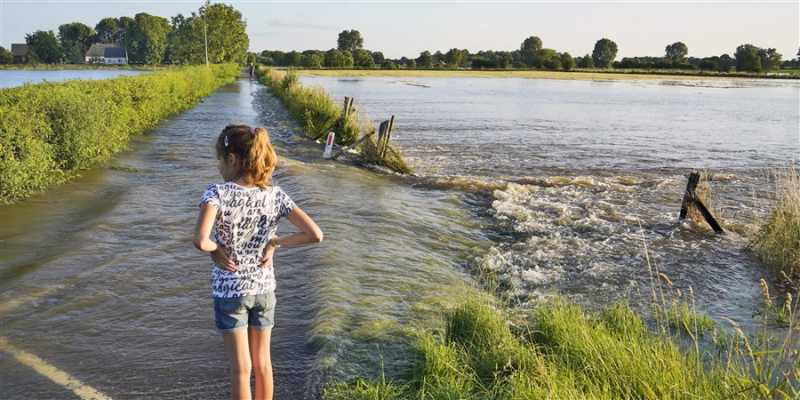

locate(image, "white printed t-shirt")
(200, 182), (295, 298)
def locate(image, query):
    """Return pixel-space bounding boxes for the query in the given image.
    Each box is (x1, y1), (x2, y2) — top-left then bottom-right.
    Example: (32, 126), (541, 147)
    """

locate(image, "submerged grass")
(258, 67), (412, 174)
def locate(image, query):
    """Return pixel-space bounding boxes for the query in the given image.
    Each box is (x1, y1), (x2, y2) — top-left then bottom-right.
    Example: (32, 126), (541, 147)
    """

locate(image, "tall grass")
(324, 295), (763, 399)
(0, 64), (239, 202)
(257, 67), (412, 174)
(747, 166), (800, 284)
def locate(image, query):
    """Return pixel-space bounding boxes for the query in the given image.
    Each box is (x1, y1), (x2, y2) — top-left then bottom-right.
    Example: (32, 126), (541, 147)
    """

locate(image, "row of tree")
(0, 1), (249, 65)
(259, 30), (796, 73)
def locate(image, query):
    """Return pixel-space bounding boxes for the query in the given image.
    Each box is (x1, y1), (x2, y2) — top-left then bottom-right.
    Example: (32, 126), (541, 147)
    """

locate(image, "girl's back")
(202, 182), (295, 298)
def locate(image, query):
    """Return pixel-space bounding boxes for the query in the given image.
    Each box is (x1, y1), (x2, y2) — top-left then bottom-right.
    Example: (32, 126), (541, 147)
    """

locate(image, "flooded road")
(1, 79), (487, 398)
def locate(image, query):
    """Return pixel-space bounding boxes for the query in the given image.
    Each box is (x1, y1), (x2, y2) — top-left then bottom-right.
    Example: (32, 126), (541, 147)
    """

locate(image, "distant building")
(11, 44), (28, 64)
(85, 43), (127, 65)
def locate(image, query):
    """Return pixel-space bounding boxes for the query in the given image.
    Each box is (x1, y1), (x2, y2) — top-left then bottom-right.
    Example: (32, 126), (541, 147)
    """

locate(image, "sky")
(1, 0), (798, 60)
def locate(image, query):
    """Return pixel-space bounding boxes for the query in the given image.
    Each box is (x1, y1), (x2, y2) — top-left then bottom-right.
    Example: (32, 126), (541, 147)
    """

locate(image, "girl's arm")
(193, 203), (237, 271)
(259, 206), (322, 268)
(274, 206), (324, 246)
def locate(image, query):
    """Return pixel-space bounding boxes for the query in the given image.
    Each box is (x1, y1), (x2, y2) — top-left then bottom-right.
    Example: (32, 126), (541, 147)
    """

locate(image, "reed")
(257, 67), (412, 174)
(747, 166), (800, 284)
(0, 64), (240, 202)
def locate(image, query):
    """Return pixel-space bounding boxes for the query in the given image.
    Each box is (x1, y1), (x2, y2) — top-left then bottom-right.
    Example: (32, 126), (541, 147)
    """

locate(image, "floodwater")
(0, 69), (148, 88)
(1, 74), (798, 399)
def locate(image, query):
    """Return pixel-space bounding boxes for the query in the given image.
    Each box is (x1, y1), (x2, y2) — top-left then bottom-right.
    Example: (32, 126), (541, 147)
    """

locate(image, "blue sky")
(1, 0), (798, 60)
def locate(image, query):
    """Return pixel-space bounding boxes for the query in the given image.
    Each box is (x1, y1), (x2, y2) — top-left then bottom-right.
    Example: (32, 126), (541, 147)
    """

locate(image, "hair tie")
(251, 127), (257, 136)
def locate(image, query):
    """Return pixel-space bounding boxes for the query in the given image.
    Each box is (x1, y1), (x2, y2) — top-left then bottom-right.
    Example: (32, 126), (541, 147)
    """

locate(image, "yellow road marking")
(0, 336), (112, 400)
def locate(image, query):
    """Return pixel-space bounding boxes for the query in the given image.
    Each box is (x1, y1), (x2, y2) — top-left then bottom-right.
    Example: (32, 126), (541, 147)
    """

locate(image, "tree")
(95, 17), (122, 45)
(381, 59), (398, 70)
(535, 48), (561, 70)
(285, 51), (301, 66)
(592, 38), (618, 68)
(577, 53), (594, 69)
(734, 44), (761, 72)
(58, 22), (95, 63)
(561, 52), (575, 71)
(0, 46), (13, 64)
(201, 2), (249, 64)
(337, 30), (363, 52)
(665, 42), (688, 64)
(371, 51), (385, 65)
(25, 30), (63, 63)
(445, 48), (462, 69)
(408, 59), (417, 69)
(352, 48), (374, 69)
(520, 36), (542, 67)
(416, 51), (434, 69)
(757, 48), (782, 71)
(125, 13), (171, 64)
(302, 53), (323, 69)
(324, 48), (348, 68)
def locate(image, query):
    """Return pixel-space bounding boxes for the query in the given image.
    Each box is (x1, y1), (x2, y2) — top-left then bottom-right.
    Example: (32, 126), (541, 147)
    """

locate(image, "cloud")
(265, 19), (336, 31)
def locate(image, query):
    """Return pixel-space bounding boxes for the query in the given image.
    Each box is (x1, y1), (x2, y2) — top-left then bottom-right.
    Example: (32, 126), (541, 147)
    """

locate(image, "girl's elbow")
(192, 237), (204, 251)
(313, 229), (324, 243)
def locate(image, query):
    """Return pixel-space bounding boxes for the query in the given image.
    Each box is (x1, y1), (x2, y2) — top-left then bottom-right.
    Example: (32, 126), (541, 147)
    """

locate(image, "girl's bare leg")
(248, 328), (273, 400)
(223, 330), (252, 400)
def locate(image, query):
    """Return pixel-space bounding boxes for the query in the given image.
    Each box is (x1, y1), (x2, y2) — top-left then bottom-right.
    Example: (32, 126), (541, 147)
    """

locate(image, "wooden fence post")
(679, 172), (724, 233)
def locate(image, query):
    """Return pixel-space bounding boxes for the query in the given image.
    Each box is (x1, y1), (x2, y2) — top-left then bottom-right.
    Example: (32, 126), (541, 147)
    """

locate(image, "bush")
(0, 64), (239, 202)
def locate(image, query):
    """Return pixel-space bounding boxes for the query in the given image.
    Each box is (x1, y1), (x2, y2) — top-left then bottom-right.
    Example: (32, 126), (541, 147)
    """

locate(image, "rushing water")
(0, 74), (797, 399)
(0, 69), (149, 88)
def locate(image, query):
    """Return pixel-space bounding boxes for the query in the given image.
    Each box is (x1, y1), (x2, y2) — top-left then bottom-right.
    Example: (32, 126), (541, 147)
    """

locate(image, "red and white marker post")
(322, 131), (335, 158)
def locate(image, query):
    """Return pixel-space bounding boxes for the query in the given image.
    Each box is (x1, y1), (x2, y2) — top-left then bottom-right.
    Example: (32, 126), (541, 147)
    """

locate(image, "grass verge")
(0, 64), (240, 202)
(257, 67), (412, 174)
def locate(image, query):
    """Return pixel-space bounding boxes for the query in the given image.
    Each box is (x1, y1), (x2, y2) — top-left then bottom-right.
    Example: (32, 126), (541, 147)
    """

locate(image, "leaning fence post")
(679, 172), (724, 233)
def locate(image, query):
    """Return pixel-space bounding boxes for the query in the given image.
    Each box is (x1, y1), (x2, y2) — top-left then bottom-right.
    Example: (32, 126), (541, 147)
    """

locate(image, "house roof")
(86, 43), (121, 58)
(11, 44), (28, 57)
(104, 47), (126, 59)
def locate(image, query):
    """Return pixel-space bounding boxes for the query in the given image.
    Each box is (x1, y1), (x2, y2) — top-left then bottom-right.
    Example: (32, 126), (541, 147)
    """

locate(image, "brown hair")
(215, 124), (276, 188)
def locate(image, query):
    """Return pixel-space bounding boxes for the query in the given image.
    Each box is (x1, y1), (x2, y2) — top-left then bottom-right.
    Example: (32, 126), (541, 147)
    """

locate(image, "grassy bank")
(257, 67), (412, 174)
(0, 64), (240, 202)
(294, 68), (799, 81)
(748, 166), (800, 285)
(324, 292), (798, 399)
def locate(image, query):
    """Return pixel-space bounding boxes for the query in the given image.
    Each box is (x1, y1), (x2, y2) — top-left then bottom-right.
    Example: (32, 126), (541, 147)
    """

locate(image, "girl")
(193, 124), (322, 400)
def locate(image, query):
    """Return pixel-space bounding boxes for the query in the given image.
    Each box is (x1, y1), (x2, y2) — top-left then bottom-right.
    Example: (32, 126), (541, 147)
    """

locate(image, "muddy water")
(1, 75), (797, 399)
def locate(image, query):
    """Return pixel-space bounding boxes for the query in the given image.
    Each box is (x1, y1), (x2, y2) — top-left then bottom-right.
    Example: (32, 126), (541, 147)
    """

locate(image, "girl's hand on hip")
(210, 245), (237, 272)
(260, 247), (275, 269)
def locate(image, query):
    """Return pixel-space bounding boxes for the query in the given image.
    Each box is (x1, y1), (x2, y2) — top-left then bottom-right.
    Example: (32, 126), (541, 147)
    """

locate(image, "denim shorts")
(213, 292), (276, 333)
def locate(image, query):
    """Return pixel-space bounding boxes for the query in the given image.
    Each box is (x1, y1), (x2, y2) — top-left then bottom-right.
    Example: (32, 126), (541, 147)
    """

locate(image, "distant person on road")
(193, 124), (323, 400)
(249, 63), (254, 80)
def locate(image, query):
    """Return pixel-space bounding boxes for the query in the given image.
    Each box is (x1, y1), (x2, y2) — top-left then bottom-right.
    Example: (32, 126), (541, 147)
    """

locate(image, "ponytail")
(215, 125), (276, 188)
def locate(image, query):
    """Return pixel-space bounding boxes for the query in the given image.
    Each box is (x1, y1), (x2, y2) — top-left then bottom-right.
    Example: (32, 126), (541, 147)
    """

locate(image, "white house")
(85, 43), (127, 65)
